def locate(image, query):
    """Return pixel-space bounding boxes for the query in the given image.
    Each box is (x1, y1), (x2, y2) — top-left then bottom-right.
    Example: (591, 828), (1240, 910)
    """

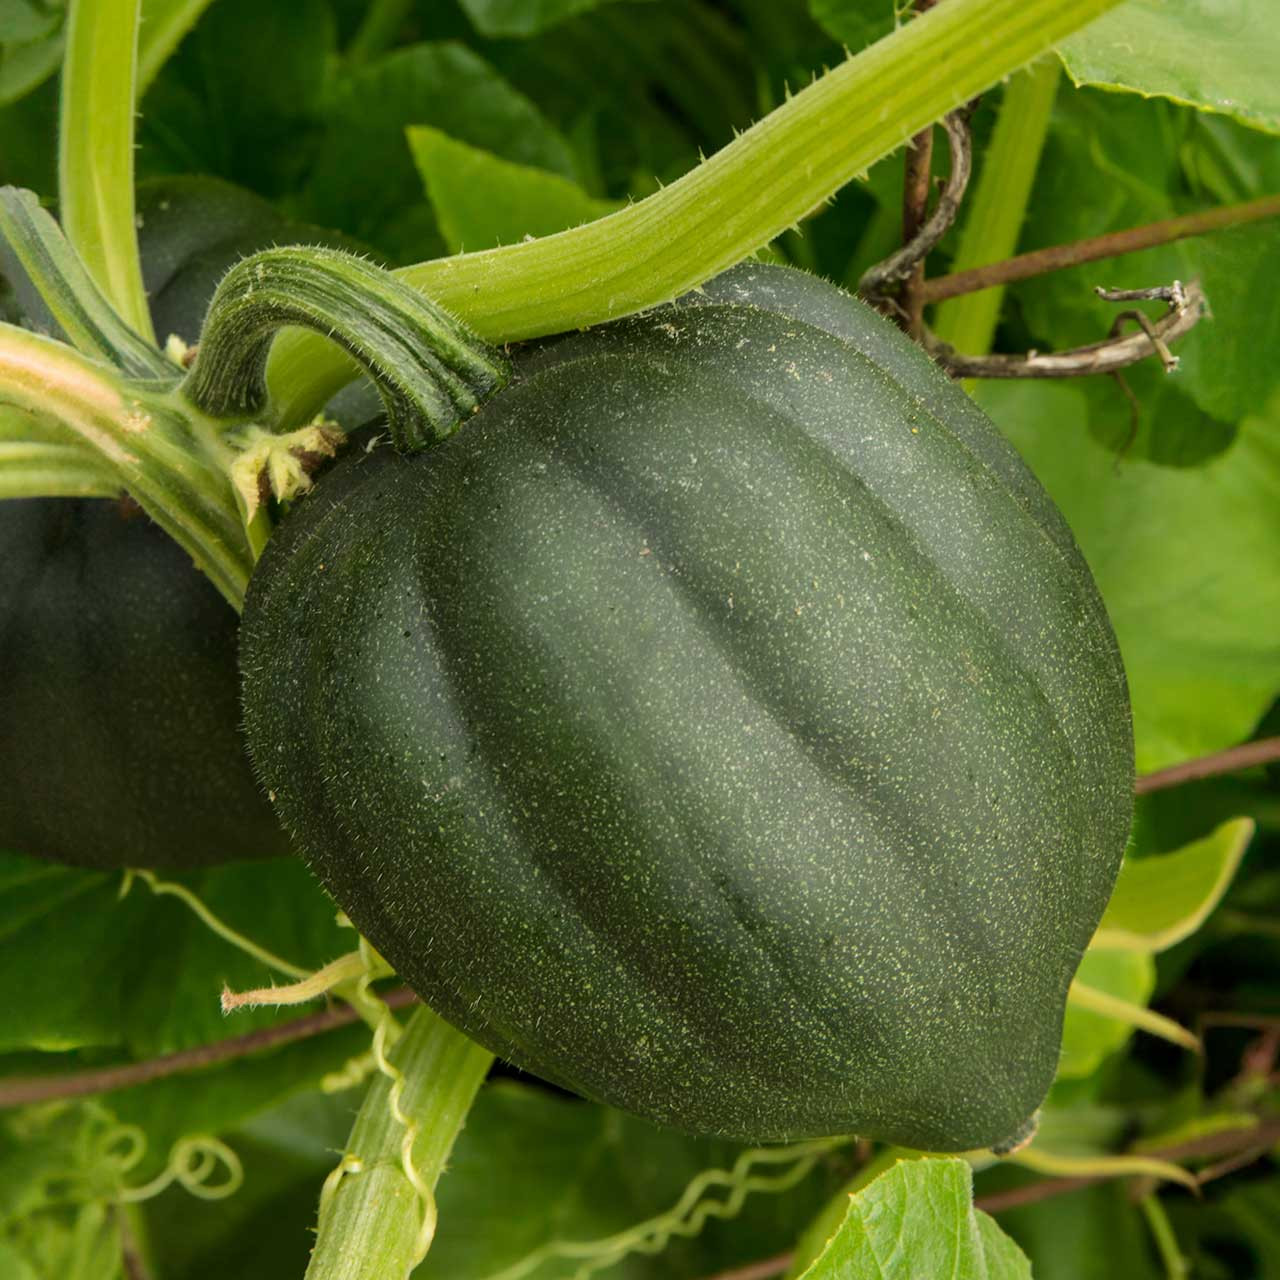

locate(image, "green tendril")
(483, 1137), (848, 1280)
(120, 868), (310, 980)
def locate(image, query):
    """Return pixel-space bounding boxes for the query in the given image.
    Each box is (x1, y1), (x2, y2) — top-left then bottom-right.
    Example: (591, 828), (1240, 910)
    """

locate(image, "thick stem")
(265, 0), (1127, 425)
(58, 0), (154, 342)
(930, 57), (1061, 357)
(185, 246), (509, 452)
(305, 1006), (494, 1280)
(0, 322), (252, 606)
(0, 186), (171, 378)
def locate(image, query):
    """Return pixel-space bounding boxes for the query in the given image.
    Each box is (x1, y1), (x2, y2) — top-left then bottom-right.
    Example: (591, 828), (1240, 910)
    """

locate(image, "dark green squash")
(0, 177), (353, 869)
(241, 263), (1133, 1149)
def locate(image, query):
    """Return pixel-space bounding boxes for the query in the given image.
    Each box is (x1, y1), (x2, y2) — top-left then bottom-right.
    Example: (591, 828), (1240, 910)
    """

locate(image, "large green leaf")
(0, 0), (61, 106)
(138, 0), (335, 196)
(408, 126), (617, 253)
(807, 0), (895, 54)
(798, 1158), (1030, 1279)
(1094, 818), (1255, 952)
(303, 41), (576, 261)
(1058, 949), (1155, 1079)
(0, 0), (208, 106)
(1059, 0), (1280, 135)
(978, 1168), (1162, 1280)
(0, 852), (349, 1056)
(140, 1089), (361, 1280)
(980, 380), (1280, 772)
(418, 1082), (839, 1280)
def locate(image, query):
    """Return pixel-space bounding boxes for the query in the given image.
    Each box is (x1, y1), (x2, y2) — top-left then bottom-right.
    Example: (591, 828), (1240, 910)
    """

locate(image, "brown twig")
(699, 1251), (795, 1280)
(859, 110), (973, 317)
(975, 1116), (1280, 1214)
(1194, 1144), (1274, 1189)
(896, 0), (939, 342)
(0, 987), (419, 1109)
(921, 193), (1280, 303)
(1135, 736), (1280, 795)
(924, 278), (1207, 379)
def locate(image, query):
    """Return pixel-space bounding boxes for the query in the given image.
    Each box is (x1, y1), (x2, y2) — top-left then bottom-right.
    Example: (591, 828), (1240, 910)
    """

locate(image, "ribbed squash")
(241, 264), (1133, 1149)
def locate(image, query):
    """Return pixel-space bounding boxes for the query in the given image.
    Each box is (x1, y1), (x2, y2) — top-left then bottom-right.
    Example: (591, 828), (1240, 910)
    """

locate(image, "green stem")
(1138, 1193), (1189, 1279)
(265, 0), (1125, 424)
(0, 186), (171, 378)
(184, 246), (509, 452)
(305, 1006), (494, 1280)
(345, 0), (412, 65)
(931, 56), (1061, 358)
(0, 439), (119, 497)
(58, 0), (154, 343)
(0, 322), (252, 607)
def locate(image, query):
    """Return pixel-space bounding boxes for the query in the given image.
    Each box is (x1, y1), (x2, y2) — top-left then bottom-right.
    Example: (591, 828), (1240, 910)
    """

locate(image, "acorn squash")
(241, 263), (1133, 1149)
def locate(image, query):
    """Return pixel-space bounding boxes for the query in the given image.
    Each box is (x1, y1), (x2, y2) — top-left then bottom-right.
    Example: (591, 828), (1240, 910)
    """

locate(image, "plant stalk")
(58, 0), (154, 342)
(265, 0), (1127, 425)
(931, 56), (1061, 358)
(305, 1005), (494, 1280)
(923, 192), (1280, 302)
(0, 323), (252, 606)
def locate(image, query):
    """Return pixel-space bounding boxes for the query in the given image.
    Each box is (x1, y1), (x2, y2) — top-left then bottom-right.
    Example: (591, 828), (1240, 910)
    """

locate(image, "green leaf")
(1177, 219), (1280, 423)
(0, 22), (62, 106)
(136, 0), (215, 93)
(408, 126), (618, 254)
(979, 380), (1280, 772)
(1058, 949), (1155, 1079)
(807, 0), (895, 54)
(1059, 0), (1280, 135)
(978, 1170), (1162, 1280)
(139, 1089), (362, 1280)
(1216, 1177), (1280, 1277)
(303, 41), (576, 260)
(0, 0), (61, 43)
(0, 0), (197, 106)
(459, 0), (640, 38)
(418, 1082), (838, 1280)
(798, 1157), (1030, 1280)
(1094, 818), (1255, 952)
(0, 852), (350, 1056)
(138, 0), (335, 197)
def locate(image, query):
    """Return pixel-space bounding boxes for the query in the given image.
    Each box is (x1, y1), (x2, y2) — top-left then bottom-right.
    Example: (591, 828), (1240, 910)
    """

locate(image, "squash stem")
(0, 321), (254, 608)
(184, 245), (510, 452)
(305, 1005), (494, 1280)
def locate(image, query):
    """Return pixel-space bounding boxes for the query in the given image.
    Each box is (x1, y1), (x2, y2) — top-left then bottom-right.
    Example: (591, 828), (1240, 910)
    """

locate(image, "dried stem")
(1136, 736), (1280, 795)
(859, 110), (973, 314)
(0, 988), (418, 1109)
(924, 278), (1206, 378)
(921, 193), (1280, 303)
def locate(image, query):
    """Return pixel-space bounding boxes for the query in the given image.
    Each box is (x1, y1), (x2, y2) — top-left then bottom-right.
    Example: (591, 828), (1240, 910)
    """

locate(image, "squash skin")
(0, 497), (290, 867)
(0, 177), (347, 869)
(241, 264), (1133, 1148)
